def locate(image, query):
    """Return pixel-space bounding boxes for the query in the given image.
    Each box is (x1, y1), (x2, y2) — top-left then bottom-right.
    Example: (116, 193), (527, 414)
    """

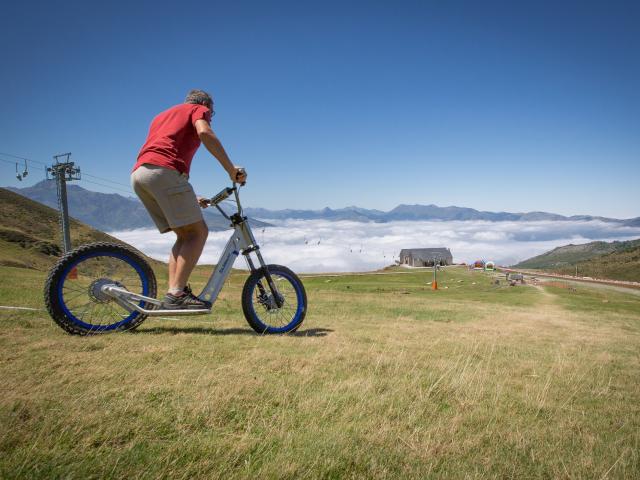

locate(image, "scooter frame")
(102, 185), (278, 316)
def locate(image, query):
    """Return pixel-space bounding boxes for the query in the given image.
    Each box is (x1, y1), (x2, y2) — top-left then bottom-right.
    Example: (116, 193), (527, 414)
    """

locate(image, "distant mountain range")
(8, 181), (270, 232)
(8, 181), (639, 230)
(244, 204), (639, 225)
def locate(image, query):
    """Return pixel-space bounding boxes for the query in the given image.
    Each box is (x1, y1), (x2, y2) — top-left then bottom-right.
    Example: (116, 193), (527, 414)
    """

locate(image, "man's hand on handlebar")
(197, 196), (210, 209)
(230, 166), (247, 185)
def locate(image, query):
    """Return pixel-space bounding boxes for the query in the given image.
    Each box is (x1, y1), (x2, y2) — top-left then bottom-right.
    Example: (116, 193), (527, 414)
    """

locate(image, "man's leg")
(167, 237), (183, 293)
(168, 220), (209, 292)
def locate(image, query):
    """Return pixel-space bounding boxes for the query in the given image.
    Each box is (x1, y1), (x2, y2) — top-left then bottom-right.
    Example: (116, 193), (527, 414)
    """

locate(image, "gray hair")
(185, 89), (213, 108)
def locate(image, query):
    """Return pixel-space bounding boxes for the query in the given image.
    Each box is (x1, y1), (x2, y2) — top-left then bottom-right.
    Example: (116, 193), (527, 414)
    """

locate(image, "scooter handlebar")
(209, 187), (234, 206)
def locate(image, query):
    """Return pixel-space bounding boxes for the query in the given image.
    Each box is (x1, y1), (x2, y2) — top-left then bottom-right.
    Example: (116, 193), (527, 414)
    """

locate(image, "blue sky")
(0, 0), (638, 218)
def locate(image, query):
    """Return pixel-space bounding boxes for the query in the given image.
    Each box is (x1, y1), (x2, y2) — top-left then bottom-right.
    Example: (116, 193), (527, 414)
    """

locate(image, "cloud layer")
(110, 219), (640, 273)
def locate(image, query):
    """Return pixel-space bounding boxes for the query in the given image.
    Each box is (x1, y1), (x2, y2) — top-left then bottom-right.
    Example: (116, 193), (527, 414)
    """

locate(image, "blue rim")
(57, 251), (149, 331)
(249, 270), (304, 333)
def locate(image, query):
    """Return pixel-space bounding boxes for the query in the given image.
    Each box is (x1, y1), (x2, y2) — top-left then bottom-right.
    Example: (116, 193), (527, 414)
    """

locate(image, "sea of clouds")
(110, 219), (640, 273)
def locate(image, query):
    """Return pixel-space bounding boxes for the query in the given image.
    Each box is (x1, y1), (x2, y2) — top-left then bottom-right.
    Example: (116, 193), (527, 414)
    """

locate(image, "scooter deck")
(134, 306), (212, 316)
(102, 285), (212, 316)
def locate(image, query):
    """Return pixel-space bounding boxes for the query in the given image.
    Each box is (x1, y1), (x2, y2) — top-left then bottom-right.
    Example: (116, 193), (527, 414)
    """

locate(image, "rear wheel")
(44, 242), (157, 335)
(242, 265), (307, 334)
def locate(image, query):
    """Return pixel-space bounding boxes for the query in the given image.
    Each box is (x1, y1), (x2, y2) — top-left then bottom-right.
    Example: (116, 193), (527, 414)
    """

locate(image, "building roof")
(399, 248), (452, 260)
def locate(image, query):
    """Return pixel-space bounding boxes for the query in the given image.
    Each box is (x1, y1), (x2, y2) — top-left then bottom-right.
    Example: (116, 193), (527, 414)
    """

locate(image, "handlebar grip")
(236, 168), (246, 186)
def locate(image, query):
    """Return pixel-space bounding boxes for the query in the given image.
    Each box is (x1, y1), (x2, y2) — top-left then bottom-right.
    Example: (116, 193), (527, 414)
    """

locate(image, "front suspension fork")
(244, 248), (284, 308)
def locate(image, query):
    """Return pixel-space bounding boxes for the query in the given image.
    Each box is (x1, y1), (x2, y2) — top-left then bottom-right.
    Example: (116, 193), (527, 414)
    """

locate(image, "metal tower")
(46, 153), (81, 254)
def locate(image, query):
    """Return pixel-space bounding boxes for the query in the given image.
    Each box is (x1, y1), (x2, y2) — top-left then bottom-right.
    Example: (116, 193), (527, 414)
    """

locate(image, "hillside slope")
(549, 245), (640, 282)
(0, 188), (147, 270)
(513, 238), (640, 282)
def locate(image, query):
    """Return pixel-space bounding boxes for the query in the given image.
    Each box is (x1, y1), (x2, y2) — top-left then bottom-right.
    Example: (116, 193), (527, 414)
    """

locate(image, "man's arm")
(194, 119), (246, 183)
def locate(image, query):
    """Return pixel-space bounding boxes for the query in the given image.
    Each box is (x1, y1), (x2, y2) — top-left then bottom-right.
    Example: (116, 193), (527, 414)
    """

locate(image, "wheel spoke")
(62, 292), (88, 304)
(105, 303), (125, 324)
(106, 301), (131, 320)
(62, 285), (87, 294)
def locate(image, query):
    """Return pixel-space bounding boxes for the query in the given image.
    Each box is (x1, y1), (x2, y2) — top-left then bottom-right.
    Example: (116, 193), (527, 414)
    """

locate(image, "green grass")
(544, 283), (640, 316)
(1, 265), (640, 479)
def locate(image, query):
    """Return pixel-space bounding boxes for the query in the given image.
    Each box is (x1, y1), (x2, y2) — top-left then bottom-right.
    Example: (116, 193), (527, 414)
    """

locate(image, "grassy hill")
(0, 188), (146, 270)
(513, 238), (640, 282)
(550, 244), (640, 282)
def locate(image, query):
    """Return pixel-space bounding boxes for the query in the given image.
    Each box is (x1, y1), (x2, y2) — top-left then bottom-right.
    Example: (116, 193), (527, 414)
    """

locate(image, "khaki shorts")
(131, 164), (203, 233)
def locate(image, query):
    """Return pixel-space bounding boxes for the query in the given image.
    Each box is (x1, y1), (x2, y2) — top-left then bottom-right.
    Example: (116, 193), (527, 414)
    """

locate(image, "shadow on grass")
(133, 326), (333, 337)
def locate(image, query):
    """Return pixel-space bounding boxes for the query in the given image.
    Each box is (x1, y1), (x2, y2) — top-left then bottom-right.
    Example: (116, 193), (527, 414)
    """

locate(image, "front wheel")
(242, 265), (307, 334)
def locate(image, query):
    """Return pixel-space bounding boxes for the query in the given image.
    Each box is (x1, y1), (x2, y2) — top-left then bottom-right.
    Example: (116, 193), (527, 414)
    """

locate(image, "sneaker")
(162, 285), (211, 310)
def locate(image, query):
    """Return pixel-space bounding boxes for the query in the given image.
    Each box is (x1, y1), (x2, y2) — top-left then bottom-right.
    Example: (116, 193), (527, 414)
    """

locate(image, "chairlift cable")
(80, 178), (135, 195)
(81, 172), (133, 189)
(0, 151), (47, 166)
(1, 151), (134, 191)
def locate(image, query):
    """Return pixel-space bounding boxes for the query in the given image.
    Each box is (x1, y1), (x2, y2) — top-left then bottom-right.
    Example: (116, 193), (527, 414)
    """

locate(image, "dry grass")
(1, 265), (639, 479)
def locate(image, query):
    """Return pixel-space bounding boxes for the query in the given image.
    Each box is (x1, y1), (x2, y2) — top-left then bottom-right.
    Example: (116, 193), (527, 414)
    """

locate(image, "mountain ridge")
(244, 203), (634, 223)
(7, 181), (638, 228)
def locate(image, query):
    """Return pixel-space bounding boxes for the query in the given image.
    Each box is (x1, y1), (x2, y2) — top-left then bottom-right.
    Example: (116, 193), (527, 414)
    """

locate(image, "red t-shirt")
(134, 103), (212, 175)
